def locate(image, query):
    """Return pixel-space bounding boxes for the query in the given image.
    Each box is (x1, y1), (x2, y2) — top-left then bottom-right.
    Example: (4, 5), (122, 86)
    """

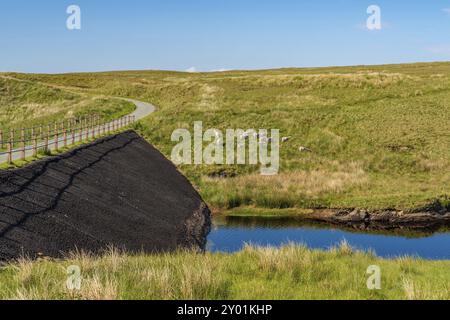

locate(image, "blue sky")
(1, 0), (450, 73)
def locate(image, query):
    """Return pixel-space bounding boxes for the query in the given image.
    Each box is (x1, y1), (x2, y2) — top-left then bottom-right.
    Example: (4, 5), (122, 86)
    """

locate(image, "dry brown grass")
(206, 162), (367, 197)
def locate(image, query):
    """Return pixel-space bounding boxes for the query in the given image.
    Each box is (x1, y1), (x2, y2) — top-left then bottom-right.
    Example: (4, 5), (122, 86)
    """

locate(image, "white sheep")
(299, 146), (312, 153)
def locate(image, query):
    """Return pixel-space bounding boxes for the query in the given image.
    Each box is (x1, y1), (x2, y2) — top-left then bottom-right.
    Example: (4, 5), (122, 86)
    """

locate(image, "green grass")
(219, 207), (315, 218)
(0, 75), (135, 134)
(3, 62), (450, 211)
(0, 244), (448, 300)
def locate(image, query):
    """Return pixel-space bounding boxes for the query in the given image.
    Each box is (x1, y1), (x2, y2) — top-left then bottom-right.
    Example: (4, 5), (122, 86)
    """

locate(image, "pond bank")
(218, 206), (450, 232)
(209, 215), (450, 260)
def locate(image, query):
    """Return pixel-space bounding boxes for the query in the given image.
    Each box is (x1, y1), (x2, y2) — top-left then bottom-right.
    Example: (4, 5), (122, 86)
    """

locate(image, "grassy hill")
(0, 75), (135, 133)
(4, 62), (450, 211)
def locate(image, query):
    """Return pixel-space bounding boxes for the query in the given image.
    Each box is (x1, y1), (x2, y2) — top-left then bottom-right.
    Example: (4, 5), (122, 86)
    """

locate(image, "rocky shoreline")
(309, 208), (450, 231)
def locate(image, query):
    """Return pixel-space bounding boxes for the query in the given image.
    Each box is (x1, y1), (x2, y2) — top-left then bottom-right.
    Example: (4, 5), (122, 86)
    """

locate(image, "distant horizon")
(2, 59), (450, 75)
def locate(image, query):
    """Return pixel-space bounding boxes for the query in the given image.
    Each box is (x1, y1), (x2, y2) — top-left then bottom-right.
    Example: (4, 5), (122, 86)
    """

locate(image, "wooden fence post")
(21, 128), (25, 160)
(39, 125), (43, 144)
(63, 121), (67, 148)
(80, 118), (84, 142)
(45, 125), (49, 152)
(96, 115), (100, 137)
(54, 122), (59, 151)
(86, 117), (90, 140)
(72, 119), (76, 145)
(37, 126), (41, 153)
(0, 129), (3, 149)
(91, 116), (94, 139)
(84, 117), (88, 141)
(32, 128), (37, 157)
(92, 115), (97, 139)
(8, 129), (14, 164)
(89, 116), (93, 139)
(91, 116), (94, 138)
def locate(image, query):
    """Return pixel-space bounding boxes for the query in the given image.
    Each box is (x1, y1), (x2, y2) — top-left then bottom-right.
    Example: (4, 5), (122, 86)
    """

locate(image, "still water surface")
(207, 216), (450, 260)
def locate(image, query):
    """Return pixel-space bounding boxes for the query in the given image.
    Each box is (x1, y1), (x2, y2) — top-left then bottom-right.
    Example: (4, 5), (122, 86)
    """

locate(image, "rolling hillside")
(3, 62), (450, 211)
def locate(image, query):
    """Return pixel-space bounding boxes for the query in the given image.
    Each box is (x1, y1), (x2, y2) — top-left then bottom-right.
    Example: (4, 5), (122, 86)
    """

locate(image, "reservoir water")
(207, 216), (450, 260)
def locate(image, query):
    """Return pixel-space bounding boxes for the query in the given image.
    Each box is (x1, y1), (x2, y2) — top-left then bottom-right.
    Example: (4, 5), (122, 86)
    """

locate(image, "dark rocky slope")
(0, 131), (211, 261)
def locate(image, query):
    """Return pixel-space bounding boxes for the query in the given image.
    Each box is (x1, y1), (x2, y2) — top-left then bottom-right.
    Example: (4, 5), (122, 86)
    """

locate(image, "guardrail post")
(45, 125), (49, 153)
(7, 141), (12, 164)
(63, 121), (67, 148)
(32, 128), (37, 157)
(72, 119), (76, 145)
(92, 116), (95, 138)
(8, 129), (14, 164)
(91, 116), (94, 138)
(20, 128), (25, 161)
(84, 117), (88, 141)
(97, 115), (100, 136)
(88, 117), (91, 139)
(90, 116), (94, 139)
(54, 122), (59, 151)
(39, 125), (43, 144)
(80, 118), (84, 142)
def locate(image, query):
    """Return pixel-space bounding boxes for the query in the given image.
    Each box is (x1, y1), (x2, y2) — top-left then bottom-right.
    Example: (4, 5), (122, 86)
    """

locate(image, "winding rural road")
(0, 98), (156, 164)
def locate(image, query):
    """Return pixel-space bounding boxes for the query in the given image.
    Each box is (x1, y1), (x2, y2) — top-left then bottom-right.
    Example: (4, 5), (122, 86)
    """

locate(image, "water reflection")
(208, 216), (450, 260)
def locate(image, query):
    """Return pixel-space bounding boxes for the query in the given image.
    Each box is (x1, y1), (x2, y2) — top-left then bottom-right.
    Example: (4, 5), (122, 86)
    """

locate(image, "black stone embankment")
(0, 131), (211, 261)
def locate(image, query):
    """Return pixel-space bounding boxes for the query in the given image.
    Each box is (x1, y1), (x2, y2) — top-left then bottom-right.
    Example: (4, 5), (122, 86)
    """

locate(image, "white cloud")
(185, 66), (198, 73)
(210, 68), (229, 72)
(443, 8), (450, 15)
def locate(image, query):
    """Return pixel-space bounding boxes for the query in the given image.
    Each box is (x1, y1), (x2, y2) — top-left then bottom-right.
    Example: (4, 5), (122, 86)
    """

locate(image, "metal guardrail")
(0, 114), (136, 164)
